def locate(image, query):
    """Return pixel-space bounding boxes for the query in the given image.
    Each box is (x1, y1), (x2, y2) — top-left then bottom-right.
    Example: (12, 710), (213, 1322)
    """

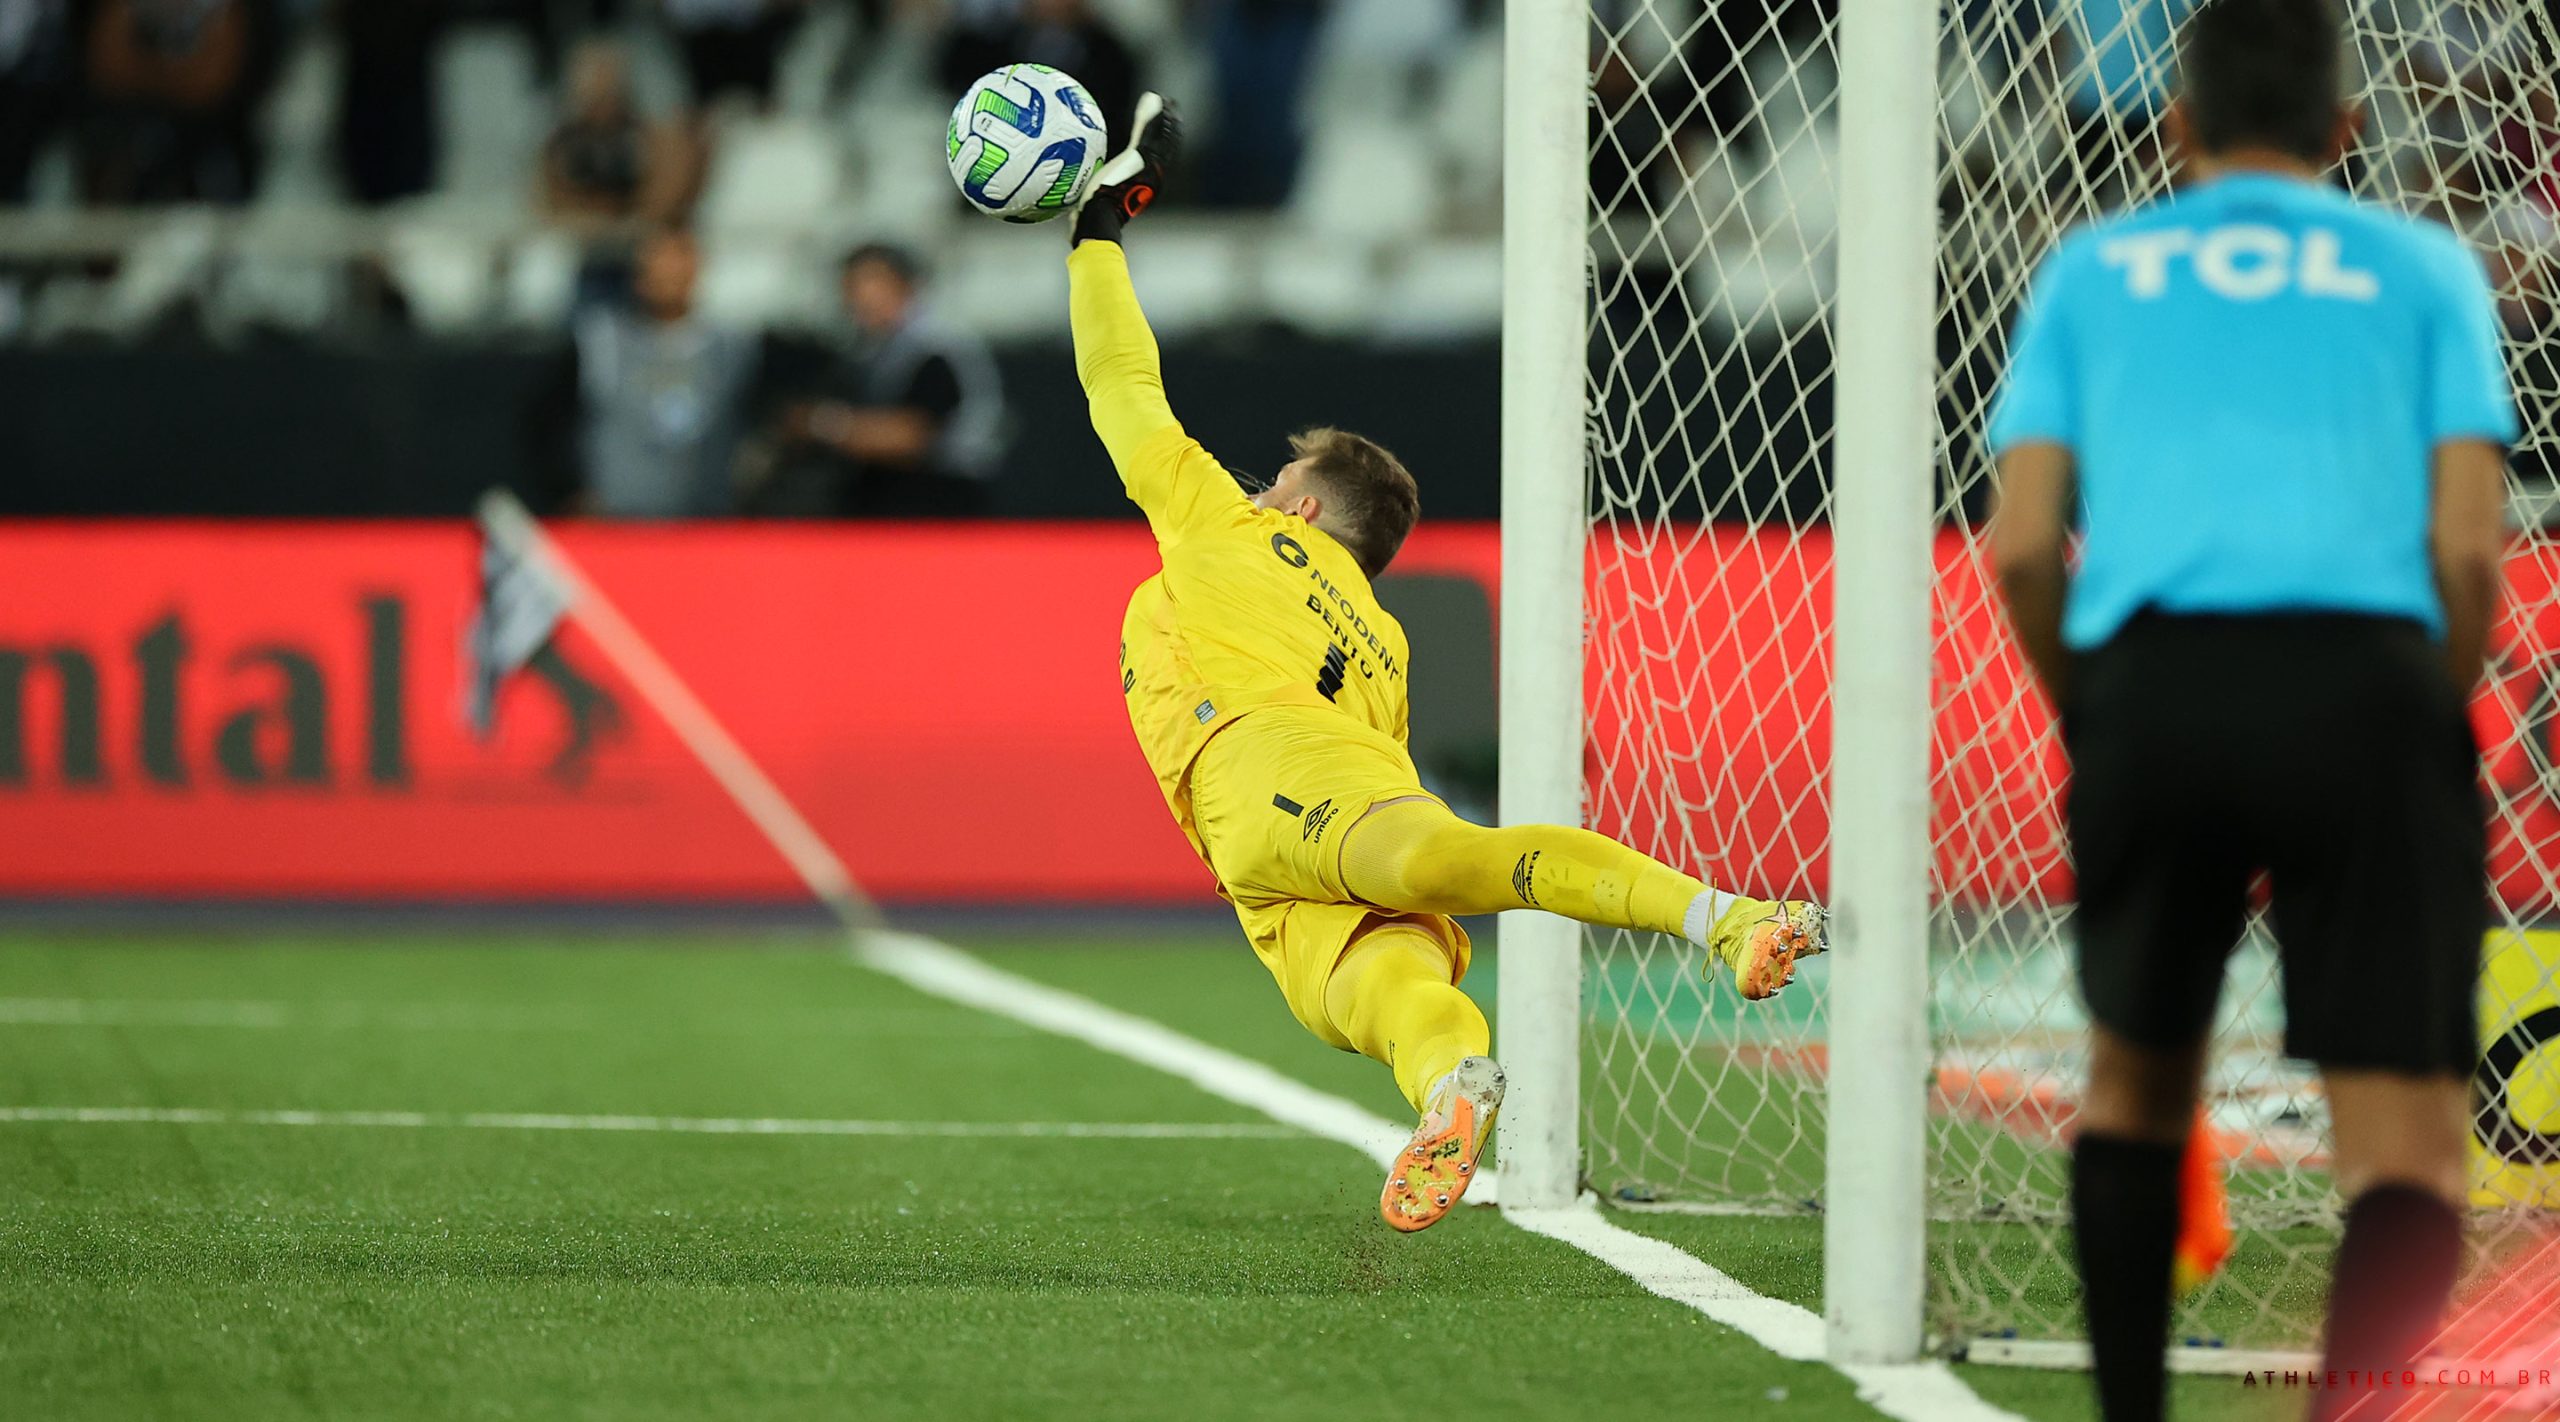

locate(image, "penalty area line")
(0, 1105), (1305, 1141)
(854, 931), (2027, 1422)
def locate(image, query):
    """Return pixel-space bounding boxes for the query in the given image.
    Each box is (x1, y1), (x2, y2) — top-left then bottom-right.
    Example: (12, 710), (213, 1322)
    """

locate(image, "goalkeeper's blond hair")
(1291, 427), (1419, 579)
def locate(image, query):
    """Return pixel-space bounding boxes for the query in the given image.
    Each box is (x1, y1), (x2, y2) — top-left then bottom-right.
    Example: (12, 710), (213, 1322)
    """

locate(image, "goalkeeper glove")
(1072, 92), (1181, 247)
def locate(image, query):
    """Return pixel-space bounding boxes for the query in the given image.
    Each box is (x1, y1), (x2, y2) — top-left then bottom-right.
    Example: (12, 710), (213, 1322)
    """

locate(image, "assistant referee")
(1987, 1), (2515, 1418)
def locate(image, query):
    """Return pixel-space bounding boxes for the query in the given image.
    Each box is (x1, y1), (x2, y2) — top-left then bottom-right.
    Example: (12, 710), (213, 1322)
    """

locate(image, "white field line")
(0, 997), (1030, 1037)
(478, 490), (877, 927)
(0, 1105), (1302, 1141)
(856, 931), (2026, 1422)
(855, 932), (1418, 1173)
(0, 998), (593, 1031)
(1506, 1205), (2032, 1422)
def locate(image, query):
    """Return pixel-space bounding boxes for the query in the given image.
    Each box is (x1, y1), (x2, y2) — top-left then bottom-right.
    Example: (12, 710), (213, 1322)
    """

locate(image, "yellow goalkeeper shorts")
(1187, 706), (1472, 1051)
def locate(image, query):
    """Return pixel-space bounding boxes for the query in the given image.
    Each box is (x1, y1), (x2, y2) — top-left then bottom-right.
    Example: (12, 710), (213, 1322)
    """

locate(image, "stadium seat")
(1745, 40), (1839, 263)
(834, 5), (943, 114)
(1749, 124), (1837, 264)
(1289, 117), (1444, 246)
(1145, 40), (1216, 151)
(1108, 226), (1249, 336)
(698, 240), (828, 330)
(1937, 47), (1995, 170)
(100, 215), (220, 336)
(698, 118), (846, 240)
(16, 137), (73, 210)
(621, 24), (693, 117)
(384, 226), (498, 334)
(1259, 238), (1384, 338)
(848, 101), (963, 247)
(1090, 0), (1178, 47)
(1425, 26), (1506, 223)
(1742, 37), (1839, 237)
(772, 0), (856, 119)
(210, 247), (346, 338)
(434, 25), (546, 212)
(1372, 237), (1502, 340)
(1691, 231), (1826, 338)
(25, 273), (114, 342)
(253, 27), (343, 208)
(938, 229), (1071, 340)
(1662, 132), (1750, 253)
(502, 231), (582, 330)
(1307, 0), (1464, 120)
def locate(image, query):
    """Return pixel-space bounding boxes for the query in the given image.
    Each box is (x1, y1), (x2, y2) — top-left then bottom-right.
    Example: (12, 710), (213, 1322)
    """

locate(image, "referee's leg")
(2077, 1025), (2217, 1422)
(2065, 623), (2253, 1422)
(2305, 1072), (2469, 1422)
(2266, 620), (2485, 1422)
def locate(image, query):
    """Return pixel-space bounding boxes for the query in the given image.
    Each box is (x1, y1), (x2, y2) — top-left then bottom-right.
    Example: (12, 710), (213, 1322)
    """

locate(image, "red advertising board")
(0, 520), (2553, 910)
(0, 522), (1235, 901)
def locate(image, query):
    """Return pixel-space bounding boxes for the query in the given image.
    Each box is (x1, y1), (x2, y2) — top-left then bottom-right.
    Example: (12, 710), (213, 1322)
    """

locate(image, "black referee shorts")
(2064, 612), (2486, 1075)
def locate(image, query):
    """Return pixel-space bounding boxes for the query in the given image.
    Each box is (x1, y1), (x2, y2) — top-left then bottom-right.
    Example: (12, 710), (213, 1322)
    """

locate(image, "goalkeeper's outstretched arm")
(1065, 94), (1245, 539)
(1068, 242), (1245, 536)
(1069, 240), (1181, 474)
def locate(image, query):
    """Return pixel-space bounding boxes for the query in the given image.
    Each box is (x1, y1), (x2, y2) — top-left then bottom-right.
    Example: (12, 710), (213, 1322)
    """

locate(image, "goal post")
(1497, 0), (1594, 1214)
(1510, 0), (2560, 1372)
(1824, 0), (1940, 1367)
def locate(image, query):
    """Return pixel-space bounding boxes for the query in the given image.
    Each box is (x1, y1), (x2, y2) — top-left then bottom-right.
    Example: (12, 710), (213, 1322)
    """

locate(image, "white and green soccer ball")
(947, 64), (1109, 224)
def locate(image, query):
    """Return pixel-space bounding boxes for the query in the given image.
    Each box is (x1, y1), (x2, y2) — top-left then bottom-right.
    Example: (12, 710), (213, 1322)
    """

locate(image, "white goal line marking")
(0, 1105), (1304, 1141)
(855, 931), (2027, 1422)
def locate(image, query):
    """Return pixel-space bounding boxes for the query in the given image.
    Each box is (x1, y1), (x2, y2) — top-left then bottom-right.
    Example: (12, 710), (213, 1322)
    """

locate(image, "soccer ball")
(947, 65), (1109, 224)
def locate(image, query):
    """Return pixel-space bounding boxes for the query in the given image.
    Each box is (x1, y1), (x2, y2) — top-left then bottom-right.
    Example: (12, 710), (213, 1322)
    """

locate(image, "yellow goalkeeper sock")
(1323, 923), (1489, 1114)
(1340, 798), (1733, 941)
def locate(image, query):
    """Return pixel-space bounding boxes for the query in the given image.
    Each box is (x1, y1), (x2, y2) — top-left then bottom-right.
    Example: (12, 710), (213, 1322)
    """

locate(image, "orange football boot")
(1708, 900), (1828, 1001)
(1381, 1056), (1506, 1233)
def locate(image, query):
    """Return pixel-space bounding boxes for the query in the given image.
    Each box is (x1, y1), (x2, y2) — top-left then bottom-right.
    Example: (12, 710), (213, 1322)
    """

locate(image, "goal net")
(1574, 0), (2560, 1359)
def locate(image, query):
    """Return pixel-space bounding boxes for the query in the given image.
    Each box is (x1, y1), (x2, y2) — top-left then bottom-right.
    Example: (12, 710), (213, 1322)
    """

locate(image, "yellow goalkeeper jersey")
(1070, 241), (1414, 855)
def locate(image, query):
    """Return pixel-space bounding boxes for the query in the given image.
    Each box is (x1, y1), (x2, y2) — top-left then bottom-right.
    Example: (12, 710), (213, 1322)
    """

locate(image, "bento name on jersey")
(1274, 532), (1401, 680)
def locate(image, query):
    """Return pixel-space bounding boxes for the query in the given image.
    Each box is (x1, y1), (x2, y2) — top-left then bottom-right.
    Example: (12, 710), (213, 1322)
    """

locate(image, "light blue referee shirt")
(1987, 172), (2518, 650)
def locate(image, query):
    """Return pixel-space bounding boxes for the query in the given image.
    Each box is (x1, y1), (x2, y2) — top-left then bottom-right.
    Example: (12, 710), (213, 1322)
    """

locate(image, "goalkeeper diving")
(1067, 97), (1826, 1233)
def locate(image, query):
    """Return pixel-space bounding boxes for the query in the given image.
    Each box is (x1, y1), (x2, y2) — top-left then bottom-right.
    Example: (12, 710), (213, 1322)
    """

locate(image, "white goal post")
(1501, 0), (2560, 1372)
(1822, 0), (1939, 1366)
(1496, 0), (1942, 1361)
(1498, 0), (1595, 1216)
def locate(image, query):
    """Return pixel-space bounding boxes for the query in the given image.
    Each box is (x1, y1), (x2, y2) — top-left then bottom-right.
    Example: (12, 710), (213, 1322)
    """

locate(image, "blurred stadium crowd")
(3, 0), (2554, 515)
(1585, 0), (2560, 348)
(0, 0), (1508, 343)
(0, 0), (1516, 515)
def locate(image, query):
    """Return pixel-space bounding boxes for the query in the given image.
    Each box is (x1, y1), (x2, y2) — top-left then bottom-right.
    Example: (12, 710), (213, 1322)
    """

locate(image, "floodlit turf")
(0, 927), (2276, 1421)
(0, 931), (1864, 1422)
(969, 930), (2284, 1422)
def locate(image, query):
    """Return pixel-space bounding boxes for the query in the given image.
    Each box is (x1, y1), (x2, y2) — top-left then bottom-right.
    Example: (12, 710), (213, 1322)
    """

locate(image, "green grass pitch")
(0, 927), (2287, 1421)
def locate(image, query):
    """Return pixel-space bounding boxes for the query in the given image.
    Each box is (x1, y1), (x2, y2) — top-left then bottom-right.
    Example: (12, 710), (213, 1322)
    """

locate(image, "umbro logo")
(1511, 851), (1542, 907)
(1300, 798), (1338, 843)
(1270, 793), (1338, 843)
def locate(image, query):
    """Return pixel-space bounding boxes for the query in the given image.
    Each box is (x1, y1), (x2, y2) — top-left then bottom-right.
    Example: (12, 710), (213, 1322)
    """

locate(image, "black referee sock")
(2071, 1132), (2183, 1422)
(2310, 1185), (2462, 1422)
